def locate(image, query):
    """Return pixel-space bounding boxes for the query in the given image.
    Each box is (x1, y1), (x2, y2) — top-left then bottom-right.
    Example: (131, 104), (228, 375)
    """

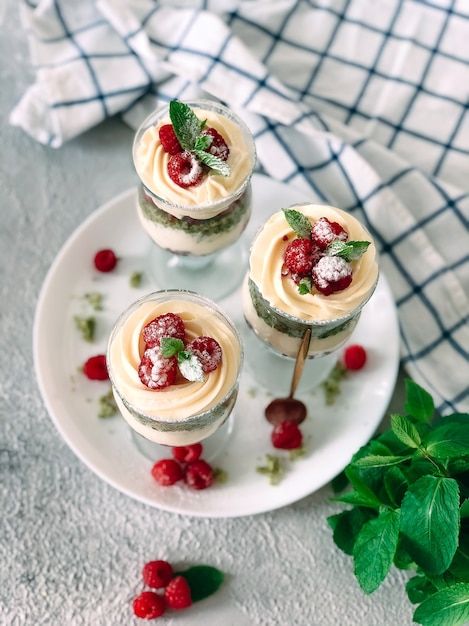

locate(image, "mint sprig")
(174, 565), (224, 602)
(326, 240), (370, 261)
(169, 100), (231, 176)
(328, 379), (469, 626)
(283, 208), (312, 239)
(159, 336), (205, 382)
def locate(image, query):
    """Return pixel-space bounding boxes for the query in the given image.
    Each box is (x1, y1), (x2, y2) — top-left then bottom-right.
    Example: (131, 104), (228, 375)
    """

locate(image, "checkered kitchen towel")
(11, 0), (469, 415)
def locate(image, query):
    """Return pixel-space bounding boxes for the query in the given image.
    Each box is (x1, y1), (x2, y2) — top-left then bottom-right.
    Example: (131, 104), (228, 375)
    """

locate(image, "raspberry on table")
(138, 348), (178, 390)
(83, 354), (109, 380)
(172, 443), (203, 464)
(158, 124), (182, 155)
(167, 151), (204, 188)
(312, 255), (352, 295)
(94, 248), (118, 272)
(344, 344), (367, 370)
(132, 590), (166, 619)
(142, 560), (174, 589)
(185, 336), (222, 373)
(200, 127), (230, 161)
(271, 420), (303, 449)
(184, 459), (214, 490)
(151, 459), (183, 486)
(311, 217), (348, 250)
(283, 238), (319, 277)
(164, 576), (192, 610)
(142, 313), (186, 348)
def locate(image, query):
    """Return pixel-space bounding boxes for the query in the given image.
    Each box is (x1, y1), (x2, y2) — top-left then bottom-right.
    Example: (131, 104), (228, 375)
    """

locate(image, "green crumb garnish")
(84, 291), (103, 311)
(130, 271), (143, 288)
(321, 362), (348, 405)
(289, 444), (306, 461)
(97, 389), (118, 418)
(247, 387), (258, 398)
(256, 454), (284, 485)
(74, 316), (96, 342)
(213, 467), (228, 484)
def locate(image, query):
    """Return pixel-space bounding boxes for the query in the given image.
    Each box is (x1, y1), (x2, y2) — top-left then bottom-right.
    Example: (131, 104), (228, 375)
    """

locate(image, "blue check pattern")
(12, 0), (469, 415)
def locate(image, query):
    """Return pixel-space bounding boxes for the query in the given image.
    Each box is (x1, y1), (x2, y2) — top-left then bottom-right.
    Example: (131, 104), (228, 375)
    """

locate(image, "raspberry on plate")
(172, 443), (203, 464)
(200, 127), (230, 161)
(167, 151), (204, 188)
(133, 590), (166, 619)
(312, 255), (353, 295)
(283, 238), (319, 277)
(164, 576), (192, 610)
(344, 344), (367, 370)
(83, 354), (109, 380)
(138, 348), (178, 390)
(311, 217), (348, 250)
(151, 459), (183, 486)
(271, 420), (303, 449)
(158, 124), (182, 155)
(185, 336), (222, 373)
(93, 248), (118, 272)
(184, 459), (214, 490)
(142, 560), (174, 589)
(142, 313), (186, 348)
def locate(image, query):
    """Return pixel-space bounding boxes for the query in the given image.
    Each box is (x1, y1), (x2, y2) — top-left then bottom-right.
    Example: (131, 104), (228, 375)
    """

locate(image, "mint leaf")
(328, 507), (377, 556)
(404, 379), (435, 423)
(160, 337), (184, 358)
(326, 240), (370, 261)
(333, 489), (382, 508)
(413, 582), (469, 626)
(194, 134), (213, 152)
(391, 413), (422, 448)
(175, 565), (224, 603)
(177, 351), (205, 382)
(353, 509), (401, 594)
(193, 149), (230, 176)
(283, 208), (312, 239)
(384, 466), (408, 507)
(298, 276), (312, 295)
(169, 100), (202, 151)
(423, 422), (469, 460)
(400, 475), (460, 575)
(460, 499), (469, 519)
(352, 454), (412, 469)
(406, 575), (438, 604)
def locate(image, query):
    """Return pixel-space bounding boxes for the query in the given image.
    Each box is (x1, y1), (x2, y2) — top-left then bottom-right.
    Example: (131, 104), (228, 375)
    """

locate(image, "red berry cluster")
(158, 123), (229, 188)
(133, 559), (192, 619)
(151, 443), (215, 490)
(138, 313), (222, 390)
(283, 216), (352, 295)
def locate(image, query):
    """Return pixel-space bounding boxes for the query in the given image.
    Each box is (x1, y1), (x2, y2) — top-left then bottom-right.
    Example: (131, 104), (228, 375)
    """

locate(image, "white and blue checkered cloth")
(11, 0), (469, 415)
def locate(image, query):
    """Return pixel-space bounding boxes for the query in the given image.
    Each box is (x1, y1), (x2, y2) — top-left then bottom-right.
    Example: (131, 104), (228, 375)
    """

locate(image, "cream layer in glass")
(108, 292), (242, 446)
(243, 204), (379, 358)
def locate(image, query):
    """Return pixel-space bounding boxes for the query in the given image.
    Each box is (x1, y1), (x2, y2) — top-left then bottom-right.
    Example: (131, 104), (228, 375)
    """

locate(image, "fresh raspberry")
(158, 124), (182, 155)
(271, 420), (303, 449)
(344, 344), (367, 370)
(311, 217), (348, 250)
(185, 336), (222, 373)
(167, 151), (204, 188)
(312, 256), (352, 295)
(133, 591), (166, 619)
(172, 443), (203, 463)
(164, 576), (192, 610)
(82, 354), (109, 380)
(200, 127), (230, 161)
(283, 238), (319, 277)
(151, 459), (183, 486)
(184, 459), (214, 490)
(138, 348), (178, 390)
(142, 313), (186, 348)
(94, 248), (118, 272)
(142, 560), (174, 589)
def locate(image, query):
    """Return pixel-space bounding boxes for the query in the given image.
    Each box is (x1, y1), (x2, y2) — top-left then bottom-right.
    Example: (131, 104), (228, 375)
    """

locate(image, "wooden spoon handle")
(289, 328), (312, 398)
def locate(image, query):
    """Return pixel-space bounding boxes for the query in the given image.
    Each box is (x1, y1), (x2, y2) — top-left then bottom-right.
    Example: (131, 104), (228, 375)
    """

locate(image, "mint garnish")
(169, 100), (231, 176)
(283, 208), (312, 239)
(177, 350), (205, 382)
(175, 565), (224, 603)
(160, 337), (185, 358)
(326, 240), (370, 262)
(298, 276), (312, 295)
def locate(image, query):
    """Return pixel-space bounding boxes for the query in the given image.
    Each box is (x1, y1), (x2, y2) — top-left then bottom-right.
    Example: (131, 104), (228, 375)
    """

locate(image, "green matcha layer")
(248, 278), (358, 340)
(138, 185), (252, 241)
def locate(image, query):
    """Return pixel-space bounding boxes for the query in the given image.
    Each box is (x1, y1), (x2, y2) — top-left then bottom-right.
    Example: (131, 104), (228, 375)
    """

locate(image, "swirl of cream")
(109, 300), (241, 421)
(249, 204), (379, 322)
(134, 106), (255, 219)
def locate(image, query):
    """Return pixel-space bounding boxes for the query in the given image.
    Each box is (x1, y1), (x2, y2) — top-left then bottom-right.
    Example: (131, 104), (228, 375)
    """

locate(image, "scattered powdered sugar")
(313, 256), (351, 289)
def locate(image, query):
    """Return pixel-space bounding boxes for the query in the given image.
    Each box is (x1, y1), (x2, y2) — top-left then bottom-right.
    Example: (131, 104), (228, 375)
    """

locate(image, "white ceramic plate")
(33, 174), (400, 518)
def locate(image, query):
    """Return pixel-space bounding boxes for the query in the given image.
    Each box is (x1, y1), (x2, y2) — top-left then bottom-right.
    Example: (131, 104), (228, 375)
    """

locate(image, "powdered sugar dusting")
(313, 256), (351, 289)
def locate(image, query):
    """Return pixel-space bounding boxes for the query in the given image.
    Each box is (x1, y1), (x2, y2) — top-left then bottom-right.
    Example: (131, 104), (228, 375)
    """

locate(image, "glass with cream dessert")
(107, 290), (243, 457)
(242, 203), (379, 392)
(132, 99), (256, 300)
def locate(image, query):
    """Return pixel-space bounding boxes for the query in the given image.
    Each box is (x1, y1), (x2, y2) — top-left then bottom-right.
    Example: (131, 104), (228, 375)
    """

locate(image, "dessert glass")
(242, 203), (379, 394)
(107, 290), (243, 461)
(132, 99), (256, 301)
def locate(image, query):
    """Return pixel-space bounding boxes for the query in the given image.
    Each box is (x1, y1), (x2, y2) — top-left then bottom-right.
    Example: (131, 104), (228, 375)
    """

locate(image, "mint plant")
(328, 379), (469, 626)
